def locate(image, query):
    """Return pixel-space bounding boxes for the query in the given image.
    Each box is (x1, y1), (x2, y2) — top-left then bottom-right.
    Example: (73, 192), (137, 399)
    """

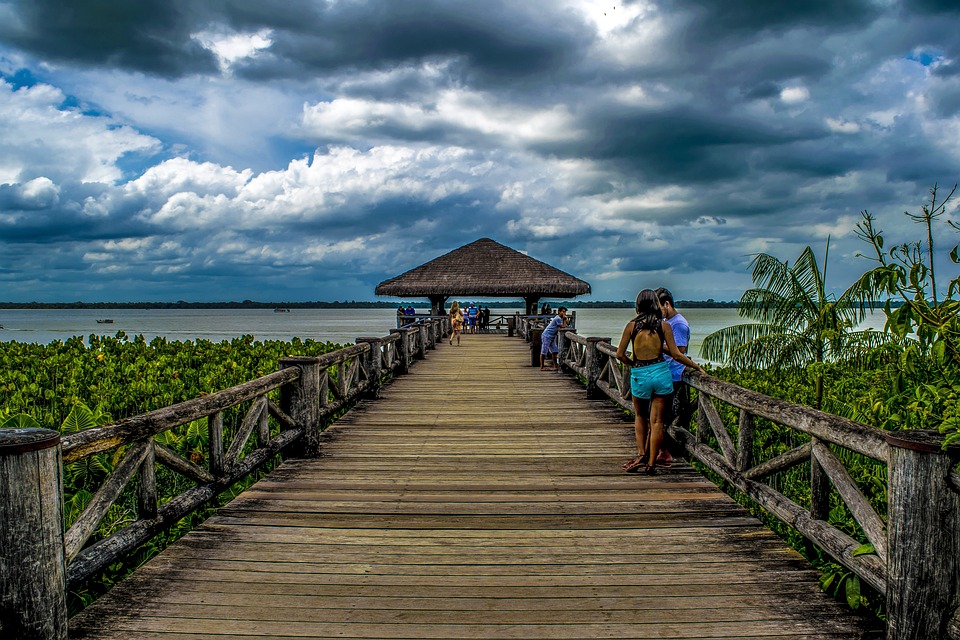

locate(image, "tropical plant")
(700, 239), (892, 407)
(855, 183), (960, 443)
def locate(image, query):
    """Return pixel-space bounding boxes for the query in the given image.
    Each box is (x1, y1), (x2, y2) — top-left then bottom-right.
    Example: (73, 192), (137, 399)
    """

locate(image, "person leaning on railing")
(615, 289), (703, 475)
(540, 306), (568, 370)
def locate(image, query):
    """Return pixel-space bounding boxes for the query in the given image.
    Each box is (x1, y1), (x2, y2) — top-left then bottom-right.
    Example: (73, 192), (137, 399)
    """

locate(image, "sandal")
(621, 455), (645, 470)
(644, 464), (658, 476)
(623, 457), (645, 473)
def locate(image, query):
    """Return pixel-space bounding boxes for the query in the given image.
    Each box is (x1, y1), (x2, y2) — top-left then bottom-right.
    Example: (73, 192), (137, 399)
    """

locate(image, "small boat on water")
(274, 307), (291, 313)
(97, 319), (114, 324)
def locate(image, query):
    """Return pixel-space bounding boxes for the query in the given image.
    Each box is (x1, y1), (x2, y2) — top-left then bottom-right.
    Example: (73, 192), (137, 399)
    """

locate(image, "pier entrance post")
(885, 430), (960, 640)
(0, 428), (68, 640)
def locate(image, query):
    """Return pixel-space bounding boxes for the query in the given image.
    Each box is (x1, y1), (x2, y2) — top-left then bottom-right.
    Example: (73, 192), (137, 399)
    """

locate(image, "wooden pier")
(67, 336), (875, 639)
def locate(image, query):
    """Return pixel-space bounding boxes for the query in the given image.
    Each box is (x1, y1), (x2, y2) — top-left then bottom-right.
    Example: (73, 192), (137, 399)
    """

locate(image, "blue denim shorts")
(630, 360), (673, 399)
(540, 334), (557, 355)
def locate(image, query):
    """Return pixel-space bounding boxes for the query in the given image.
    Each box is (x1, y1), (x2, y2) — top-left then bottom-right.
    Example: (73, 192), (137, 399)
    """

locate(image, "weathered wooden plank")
(63, 440), (150, 561)
(61, 368), (299, 463)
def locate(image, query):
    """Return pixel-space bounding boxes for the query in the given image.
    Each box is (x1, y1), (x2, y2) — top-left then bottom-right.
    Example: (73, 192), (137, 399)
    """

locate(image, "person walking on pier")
(449, 301), (464, 346)
(616, 289), (703, 475)
(540, 306), (568, 370)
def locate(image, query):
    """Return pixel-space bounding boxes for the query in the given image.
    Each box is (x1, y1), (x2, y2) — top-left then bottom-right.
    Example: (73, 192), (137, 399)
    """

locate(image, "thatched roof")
(375, 238), (591, 298)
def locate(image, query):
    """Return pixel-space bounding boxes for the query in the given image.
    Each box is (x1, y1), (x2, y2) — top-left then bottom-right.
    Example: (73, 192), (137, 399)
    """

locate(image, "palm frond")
(792, 245), (826, 304)
(836, 270), (885, 325)
(739, 289), (790, 323)
(749, 253), (795, 300)
(729, 332), (816, 370)
(700, 322), (781, 364)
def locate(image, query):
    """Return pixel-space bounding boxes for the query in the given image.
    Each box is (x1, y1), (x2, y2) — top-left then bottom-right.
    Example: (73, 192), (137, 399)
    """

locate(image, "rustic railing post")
(356, 337), (383, 399)
(390, 328), (413, 374)
(885, 430), (960, 640)
(584, 337), (610, 399)
(415, 326), (427, 359)
(805, 436), (831, 560)
(0, 428), (68, 640)
(425, 320), (436, 350)
(557, 328), (575, 372)
(279, 356), (322, 457)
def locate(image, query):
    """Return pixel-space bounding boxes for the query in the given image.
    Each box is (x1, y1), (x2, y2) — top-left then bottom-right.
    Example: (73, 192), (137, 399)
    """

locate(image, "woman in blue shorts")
(616, 289), (703, 475)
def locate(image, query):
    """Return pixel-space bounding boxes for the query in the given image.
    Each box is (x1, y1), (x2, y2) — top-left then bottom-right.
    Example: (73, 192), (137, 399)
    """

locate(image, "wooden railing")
(0, 317), (448, 640)
(553, 330), (960, 640)
(514, 312), (577, 340)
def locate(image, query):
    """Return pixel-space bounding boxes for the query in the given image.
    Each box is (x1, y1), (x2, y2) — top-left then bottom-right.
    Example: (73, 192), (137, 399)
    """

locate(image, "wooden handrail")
(554, 330), (960, 640)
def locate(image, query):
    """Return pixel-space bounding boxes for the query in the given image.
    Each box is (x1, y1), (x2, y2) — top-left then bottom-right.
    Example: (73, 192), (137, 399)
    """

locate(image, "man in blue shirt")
(656, 288), (690, 466)
(467, 303), (479, 333)
(540, 306), (568, 370)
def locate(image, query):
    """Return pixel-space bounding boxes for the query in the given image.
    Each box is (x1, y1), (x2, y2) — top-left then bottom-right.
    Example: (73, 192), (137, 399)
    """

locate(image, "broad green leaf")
(1, 414), (41, 429)
(845, 575), (861, 609)
(61, 403), (97, 434)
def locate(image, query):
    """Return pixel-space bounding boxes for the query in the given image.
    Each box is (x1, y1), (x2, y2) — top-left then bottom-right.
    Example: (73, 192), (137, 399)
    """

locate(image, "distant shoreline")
(0, 300), (741, 310)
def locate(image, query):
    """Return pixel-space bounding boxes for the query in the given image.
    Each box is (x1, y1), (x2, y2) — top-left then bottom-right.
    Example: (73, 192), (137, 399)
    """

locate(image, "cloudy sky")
(1, 0), (959, 303)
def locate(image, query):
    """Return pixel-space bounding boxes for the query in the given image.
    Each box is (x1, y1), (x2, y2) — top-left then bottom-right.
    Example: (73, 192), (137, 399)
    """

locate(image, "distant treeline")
(0, 299), (740, 310)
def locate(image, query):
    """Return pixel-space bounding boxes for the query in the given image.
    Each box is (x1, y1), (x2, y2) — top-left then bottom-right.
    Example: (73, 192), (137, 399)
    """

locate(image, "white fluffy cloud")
(0, 79), (160, 184)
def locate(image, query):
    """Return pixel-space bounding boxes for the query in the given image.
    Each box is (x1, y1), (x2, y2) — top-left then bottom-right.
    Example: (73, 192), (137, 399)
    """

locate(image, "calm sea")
(0, 307), (885, 360)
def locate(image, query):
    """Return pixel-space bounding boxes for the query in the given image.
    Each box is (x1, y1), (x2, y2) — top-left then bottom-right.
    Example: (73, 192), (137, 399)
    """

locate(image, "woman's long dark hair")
(633, 289), (663, 334)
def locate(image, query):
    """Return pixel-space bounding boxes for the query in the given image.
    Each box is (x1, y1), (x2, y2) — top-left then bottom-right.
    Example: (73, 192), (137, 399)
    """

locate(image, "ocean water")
(0, 306), (884, 360)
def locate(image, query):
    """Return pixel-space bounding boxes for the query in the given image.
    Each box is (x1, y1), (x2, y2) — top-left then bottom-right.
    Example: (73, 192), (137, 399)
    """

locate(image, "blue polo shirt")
(542, 314), (564, 341)
(664, 313), (689, 382)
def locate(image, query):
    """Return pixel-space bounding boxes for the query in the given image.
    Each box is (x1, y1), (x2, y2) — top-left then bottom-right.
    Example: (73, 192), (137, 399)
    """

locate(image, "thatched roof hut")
(375, 238), (591, 314)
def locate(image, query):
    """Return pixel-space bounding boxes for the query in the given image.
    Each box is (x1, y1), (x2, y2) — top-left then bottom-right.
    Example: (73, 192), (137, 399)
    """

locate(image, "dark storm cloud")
(0, 0), (218, 76)
(546, 106), (812, 184)
(927, 78), (960, 117)
(903, 0), (960, 15)
(236, 0), (587, 86)
(1, 0), (587, 84)
(0, 181), (160, 243)
(666, 0), (878, 37)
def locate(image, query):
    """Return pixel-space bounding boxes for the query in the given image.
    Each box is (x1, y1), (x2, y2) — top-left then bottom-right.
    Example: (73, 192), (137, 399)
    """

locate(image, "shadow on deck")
(69, 335), (877, 639)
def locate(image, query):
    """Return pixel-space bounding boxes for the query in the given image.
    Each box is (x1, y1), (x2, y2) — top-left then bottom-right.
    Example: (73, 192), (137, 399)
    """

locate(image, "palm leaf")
(792, 245), (825, 306)
(700, 322), (779, 364)
(749, 253), (795, 300)
(725, 332), (809, 369)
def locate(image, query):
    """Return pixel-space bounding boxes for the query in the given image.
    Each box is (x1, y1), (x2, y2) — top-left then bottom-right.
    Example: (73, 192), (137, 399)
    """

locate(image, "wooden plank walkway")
(70, 335), (877, 639)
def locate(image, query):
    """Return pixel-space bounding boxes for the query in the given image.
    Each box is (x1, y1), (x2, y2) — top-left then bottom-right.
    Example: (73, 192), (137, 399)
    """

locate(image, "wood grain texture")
(69, 336), (879, 639)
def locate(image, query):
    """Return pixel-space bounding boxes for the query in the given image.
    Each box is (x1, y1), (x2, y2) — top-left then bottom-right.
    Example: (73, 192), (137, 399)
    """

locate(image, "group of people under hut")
(446, 302), (491, 345)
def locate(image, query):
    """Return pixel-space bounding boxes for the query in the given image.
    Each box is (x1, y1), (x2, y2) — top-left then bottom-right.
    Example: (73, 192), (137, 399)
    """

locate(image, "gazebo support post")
(429, 296), (448, 317)
(524, 295), (540, 315)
